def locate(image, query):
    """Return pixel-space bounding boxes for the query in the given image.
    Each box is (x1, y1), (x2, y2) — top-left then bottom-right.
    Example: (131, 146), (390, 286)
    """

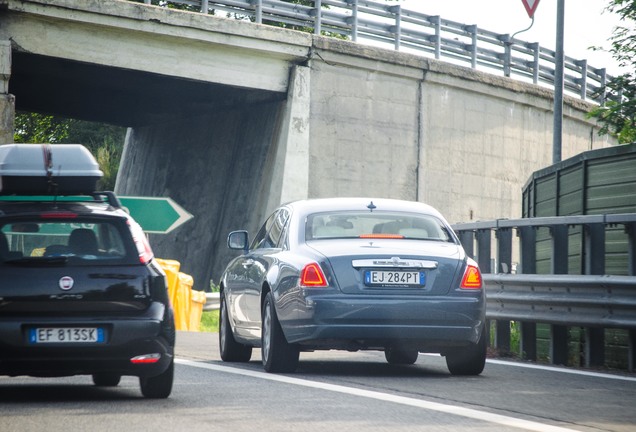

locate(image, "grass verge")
(200, 310), (219, 333)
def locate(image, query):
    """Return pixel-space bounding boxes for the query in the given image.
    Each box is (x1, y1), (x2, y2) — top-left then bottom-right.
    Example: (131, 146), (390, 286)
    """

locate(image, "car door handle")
(242, 259), (255, 268)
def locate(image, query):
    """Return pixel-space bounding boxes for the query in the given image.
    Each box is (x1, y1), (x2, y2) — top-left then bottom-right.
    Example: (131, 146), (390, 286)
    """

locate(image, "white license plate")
(364, 270), (426, 287)
(29, 327), (105, 344)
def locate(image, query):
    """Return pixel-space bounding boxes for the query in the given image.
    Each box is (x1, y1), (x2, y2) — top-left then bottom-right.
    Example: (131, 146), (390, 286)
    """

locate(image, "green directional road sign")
(119, 196), (193, 234)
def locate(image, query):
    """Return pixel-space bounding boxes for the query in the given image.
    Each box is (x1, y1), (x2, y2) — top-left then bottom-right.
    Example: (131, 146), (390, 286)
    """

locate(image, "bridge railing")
(452, 214), (636, 372)
(135, 0), (610, 103)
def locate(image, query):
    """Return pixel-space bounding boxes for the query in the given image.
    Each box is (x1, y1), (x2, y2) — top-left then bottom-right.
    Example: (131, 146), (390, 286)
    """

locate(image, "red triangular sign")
(521, 0), (540, 18)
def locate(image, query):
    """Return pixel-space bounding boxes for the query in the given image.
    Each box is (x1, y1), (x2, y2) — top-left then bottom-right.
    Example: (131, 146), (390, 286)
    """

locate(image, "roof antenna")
(367, 201), (376, 212)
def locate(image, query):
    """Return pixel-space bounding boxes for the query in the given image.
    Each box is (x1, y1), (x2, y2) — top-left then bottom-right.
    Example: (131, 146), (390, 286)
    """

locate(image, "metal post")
(430, 16), (441, 60)
(599, 68), (607, 105)
(350, 0), (358, 42)
(495, 321), (511, 354)
(530, 42), (540, 84)
(458, 230), (475, 260)
(255, 0), (263, 24)
(583, 222), (606, 368)
(201, 0), (208, 14)
(578, 60), (588, 100)
(551, 325), (569, 365)
(629, 329), (636, 373)
(520, 323), (537, 361)
(518, 226), (537, 361)
(502, 34), (511, 77)
(476, 229), (492, 273)
(626, 222), (636, 276)
(466, 25), (477, 69)
(314, 0), (322, 35)
(550, 222), (569, 366)
(496, 227), (512, 274)
(553, 0), (565, 164)
(518, 226), (537, 274)
(584, 223), (605, 276)
(390, 5), (401, 51)
(550, 224), (569, 275)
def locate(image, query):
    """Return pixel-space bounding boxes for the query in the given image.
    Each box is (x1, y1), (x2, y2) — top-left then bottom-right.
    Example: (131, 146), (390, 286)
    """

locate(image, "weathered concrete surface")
(308, 37), (613, 225)
(0, 0), (617, 289)
(115, 98), (286, 289)
(0, 39), (14, 144)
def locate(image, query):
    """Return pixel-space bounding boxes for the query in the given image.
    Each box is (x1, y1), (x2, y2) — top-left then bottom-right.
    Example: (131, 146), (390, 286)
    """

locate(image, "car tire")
(261, 292), (299, 373)
(219, 295), (252, 362)
(445, 327), (487, 376)
(92, 373), (121, 387)
(139, 360), (174, 399)
(384, 348), (419, 365)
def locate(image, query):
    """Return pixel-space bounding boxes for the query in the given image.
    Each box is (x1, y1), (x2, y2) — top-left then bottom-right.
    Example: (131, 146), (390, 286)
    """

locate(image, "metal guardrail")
(135, 0), (610, 103)
(483, 274), (636, 330)
(204, 292), (220, 311)
(452, 214), (636, 372)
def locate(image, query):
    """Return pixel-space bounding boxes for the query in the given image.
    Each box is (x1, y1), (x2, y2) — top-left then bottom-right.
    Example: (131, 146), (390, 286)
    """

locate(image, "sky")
(396, 0), (625, 76)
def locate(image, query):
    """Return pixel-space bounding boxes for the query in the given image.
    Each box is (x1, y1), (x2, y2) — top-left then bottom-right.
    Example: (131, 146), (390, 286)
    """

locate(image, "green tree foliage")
(13, 112), (126, 191)
(589, 0), (636, 144)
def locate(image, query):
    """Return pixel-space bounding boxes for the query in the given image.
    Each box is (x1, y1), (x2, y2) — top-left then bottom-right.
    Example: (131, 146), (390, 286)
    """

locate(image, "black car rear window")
(305, 211), (455, 243)
(0, 218), (137, 266)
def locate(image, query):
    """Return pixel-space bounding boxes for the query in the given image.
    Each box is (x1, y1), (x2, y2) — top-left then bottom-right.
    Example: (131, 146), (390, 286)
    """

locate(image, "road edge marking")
(176, 358), (579, 432)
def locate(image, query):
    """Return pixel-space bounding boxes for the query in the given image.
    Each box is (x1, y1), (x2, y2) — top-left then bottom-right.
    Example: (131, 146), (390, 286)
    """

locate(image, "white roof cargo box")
(0, 144), (103, 195)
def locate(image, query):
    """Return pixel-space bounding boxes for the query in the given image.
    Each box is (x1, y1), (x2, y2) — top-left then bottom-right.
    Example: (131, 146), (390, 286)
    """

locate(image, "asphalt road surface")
(1, 331), (634, 432)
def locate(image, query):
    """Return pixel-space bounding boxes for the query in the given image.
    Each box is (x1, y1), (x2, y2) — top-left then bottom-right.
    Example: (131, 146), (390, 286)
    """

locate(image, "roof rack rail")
(92, 191), (122, 209)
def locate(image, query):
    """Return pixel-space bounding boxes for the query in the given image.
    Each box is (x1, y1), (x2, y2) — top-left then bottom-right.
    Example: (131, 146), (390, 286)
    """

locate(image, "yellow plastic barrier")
(174, 272), (193, 331)
(189, 290), (207, 332)
(156, 259), (203, 331)
(155, 258), (181, 308)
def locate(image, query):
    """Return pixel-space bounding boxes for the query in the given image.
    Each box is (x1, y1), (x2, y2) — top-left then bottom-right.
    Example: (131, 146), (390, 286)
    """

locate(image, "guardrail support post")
(255, 0), (263, 24)
(520, 322), (537, 361)
(518, 226), (537, 274)
(430, 16), (441, 60)
(348, 0), (358, 42)
(584, 223), (605, 367)
(458, 230), (474, 260)
(518, 226), (537, 360)
(497, 227), (512, 274)
(551, 325), (569, 365)
(495, 321), (511, 354)
(629, 330), (636, 372)
(550, 225), (569, 274)
(314, 0), (322, 35)
(530, 42), (540, 84)
(626, 222), (636, 276)
(390, 5), (401, 51)
(585, 223), (605, 275)
(476, 229), (492, 273)
(550, 224), (569, 365)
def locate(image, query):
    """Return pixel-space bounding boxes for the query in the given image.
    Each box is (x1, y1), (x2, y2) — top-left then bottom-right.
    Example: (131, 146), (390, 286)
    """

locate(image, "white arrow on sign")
(521, 0), (540, 18)
(119, 196), (194, 234)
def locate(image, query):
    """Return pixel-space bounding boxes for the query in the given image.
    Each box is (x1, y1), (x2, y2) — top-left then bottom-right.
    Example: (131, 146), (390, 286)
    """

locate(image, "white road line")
(176, 358), (579, 432)
(485, 359), (636, 382)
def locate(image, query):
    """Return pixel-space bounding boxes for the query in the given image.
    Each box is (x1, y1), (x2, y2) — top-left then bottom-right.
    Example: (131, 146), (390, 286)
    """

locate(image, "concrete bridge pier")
(0, 40), (14, 144)
(115, 65), (311, 290)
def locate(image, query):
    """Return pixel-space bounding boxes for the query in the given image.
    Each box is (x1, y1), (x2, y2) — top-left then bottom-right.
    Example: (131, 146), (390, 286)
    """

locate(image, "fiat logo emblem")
(59, 276), (74, 291)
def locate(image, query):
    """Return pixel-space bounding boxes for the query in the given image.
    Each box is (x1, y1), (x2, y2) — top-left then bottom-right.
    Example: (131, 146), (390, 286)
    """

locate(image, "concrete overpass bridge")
(0, 0), (615, 289)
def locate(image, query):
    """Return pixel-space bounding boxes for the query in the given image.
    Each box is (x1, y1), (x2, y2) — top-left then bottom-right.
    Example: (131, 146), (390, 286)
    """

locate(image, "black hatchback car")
(0, 144), (175, 398)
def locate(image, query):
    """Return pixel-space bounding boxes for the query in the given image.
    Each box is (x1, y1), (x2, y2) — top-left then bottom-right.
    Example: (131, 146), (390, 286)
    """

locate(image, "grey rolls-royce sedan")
(219, 198), (486, 375)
